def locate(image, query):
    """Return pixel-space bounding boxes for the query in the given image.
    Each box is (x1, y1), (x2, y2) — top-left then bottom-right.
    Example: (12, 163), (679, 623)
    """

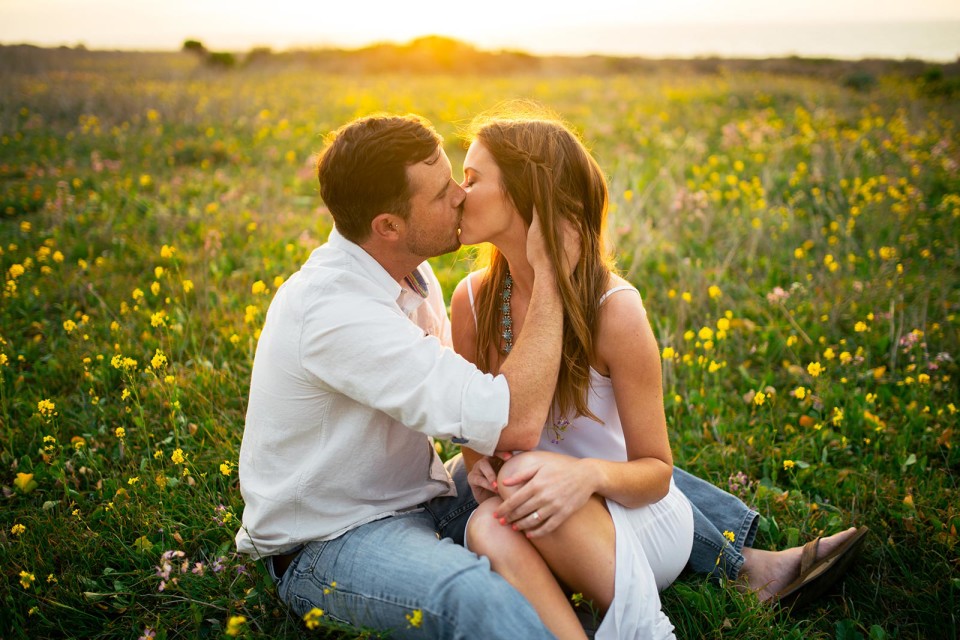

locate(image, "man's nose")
(453, 183), (466, 207)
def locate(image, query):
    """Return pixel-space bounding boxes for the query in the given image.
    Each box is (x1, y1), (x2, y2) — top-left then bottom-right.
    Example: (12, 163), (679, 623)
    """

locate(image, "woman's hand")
(494, 451), (597, 538)
(467, 456), (502, 504)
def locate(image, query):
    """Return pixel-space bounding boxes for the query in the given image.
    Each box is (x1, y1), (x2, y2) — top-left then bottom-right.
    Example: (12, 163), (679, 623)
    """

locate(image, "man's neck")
(359, 241), (422, 283)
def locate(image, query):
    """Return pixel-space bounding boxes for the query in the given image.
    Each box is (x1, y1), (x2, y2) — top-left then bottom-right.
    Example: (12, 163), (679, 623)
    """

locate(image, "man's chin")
(427, 239), (462, 259)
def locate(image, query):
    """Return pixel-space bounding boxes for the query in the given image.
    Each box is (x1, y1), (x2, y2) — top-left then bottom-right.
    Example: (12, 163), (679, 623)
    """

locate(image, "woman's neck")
(494, 235), (535, 301)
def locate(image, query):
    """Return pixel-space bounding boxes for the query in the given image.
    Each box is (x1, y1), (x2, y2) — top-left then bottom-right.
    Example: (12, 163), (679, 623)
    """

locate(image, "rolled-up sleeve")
(299, 276), (508, 456)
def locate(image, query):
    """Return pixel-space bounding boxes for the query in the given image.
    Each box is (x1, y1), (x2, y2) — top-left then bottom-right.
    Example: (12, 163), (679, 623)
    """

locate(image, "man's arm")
(493, 215), (567, 451)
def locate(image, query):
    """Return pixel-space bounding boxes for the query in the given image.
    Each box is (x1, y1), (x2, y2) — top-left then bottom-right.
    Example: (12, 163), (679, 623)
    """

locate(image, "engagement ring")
(531, 511), (540, 521)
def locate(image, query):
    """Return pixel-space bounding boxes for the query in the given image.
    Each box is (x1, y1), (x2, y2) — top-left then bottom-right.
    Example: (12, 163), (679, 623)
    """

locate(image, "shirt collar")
(326, 227), (429, 308)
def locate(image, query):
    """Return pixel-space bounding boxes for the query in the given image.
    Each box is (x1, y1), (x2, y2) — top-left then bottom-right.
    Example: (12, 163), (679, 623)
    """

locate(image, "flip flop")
(773, 525), (869, 609)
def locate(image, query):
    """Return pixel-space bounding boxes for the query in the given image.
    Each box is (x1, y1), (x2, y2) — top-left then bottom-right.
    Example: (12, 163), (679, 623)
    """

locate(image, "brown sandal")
(773, 526), (869, 609)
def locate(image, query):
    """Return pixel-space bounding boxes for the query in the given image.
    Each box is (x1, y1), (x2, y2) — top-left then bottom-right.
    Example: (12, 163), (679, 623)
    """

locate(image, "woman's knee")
(496, 451), (546, 499)
(466, 497), (533, 562)
(466, 498), (503, 556)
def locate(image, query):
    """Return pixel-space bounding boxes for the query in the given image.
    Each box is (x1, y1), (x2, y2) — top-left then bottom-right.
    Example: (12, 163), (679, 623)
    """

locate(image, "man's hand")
(466, 456), (501, 504)
(525, 207), (582, 277)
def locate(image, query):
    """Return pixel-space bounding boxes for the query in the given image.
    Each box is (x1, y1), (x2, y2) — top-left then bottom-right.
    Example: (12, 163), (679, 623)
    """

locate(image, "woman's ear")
(371, 213), (402, 240)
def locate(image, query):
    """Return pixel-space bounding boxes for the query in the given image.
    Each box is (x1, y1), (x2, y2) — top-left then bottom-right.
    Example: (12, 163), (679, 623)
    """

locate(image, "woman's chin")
(457, 229), (482, 246)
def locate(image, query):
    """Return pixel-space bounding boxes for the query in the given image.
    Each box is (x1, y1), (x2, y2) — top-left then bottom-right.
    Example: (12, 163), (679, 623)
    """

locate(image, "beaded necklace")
(500, 271), (514, 353)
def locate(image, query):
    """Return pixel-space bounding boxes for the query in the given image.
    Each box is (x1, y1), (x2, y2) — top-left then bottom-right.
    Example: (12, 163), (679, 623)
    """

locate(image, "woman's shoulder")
(596, 276), (650, 341)
(598, 274), (644, 311)
(451, 267), (489, 300)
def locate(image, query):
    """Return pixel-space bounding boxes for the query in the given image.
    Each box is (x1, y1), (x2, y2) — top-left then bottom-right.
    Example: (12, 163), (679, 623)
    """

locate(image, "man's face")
(402, 147), (465, 259)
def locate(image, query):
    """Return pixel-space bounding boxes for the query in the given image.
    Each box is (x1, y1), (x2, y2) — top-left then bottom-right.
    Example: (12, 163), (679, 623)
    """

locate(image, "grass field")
(1, 46), (958, 639)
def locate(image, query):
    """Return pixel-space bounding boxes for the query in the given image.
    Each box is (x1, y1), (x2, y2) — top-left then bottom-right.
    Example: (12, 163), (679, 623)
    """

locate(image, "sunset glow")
(2, 0), (960, 59)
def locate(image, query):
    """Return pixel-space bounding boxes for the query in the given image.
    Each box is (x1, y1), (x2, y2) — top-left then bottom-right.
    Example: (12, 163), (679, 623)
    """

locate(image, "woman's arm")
(587, 284), (673, 507)
(496, 283), (673, 531)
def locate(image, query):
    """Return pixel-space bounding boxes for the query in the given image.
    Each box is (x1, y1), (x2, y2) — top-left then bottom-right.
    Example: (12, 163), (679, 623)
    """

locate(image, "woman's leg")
(495, 454), (618, 612)
(467, 497), (588, 640)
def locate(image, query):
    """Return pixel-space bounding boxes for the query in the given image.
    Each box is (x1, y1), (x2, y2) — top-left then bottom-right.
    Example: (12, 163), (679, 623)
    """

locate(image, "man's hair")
(316, 114), (443, 243)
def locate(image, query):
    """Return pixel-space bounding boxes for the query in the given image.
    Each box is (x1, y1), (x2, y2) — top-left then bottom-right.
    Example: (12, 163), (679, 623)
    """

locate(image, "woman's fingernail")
(492, 481), (497, 490)
(512, 524), (518, 531)
(499, 518), (507, 525)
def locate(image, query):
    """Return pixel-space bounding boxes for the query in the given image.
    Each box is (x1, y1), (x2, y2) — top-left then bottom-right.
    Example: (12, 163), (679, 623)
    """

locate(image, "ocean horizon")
(4, 20), (959, 63)
(465, 21), (960, 63)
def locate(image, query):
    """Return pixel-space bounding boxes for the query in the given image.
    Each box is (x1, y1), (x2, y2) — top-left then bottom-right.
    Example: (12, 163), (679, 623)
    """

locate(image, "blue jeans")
(267, 455), (554, 640)
(672, 467), (759, 580)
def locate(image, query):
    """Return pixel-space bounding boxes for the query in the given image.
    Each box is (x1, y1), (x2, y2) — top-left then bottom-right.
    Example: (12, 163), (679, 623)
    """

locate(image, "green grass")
(1, 48), (958, 639)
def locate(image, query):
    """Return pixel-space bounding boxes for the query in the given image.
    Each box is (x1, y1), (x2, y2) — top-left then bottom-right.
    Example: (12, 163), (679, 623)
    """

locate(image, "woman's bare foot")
(739, 527), (860, 601)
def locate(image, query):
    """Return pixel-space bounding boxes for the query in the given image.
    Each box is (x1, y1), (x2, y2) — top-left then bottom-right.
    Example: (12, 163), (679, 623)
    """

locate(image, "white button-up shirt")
(236, 228), (508, 558)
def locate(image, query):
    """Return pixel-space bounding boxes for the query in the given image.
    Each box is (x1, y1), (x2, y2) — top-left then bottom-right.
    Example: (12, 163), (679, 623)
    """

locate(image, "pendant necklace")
(500, 271), (514, 353)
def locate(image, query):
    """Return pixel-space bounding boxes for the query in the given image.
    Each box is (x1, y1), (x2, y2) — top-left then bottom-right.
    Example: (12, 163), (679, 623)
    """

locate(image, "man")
(237, 114), (865, 638)
(237, 114), (564, 638)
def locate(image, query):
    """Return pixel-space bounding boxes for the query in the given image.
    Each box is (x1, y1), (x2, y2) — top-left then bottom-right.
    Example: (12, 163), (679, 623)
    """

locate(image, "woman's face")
(458, 140), (522, 246)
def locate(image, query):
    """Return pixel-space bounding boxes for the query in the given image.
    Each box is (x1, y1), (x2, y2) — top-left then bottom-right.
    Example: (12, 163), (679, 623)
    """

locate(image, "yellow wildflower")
(303, 608), (325, 630)
(19, 571), (36, 589)
(171, 448), (185, 464)
(251, 280), (267, 295)
(753, 391), (766, 406)
(661, 347), (675, 359)
(151, 349), (167, 370)
(406, 609), (423, 629)
(807, 362), (823, 377)
(722, 530), (736, 543)
(783, 460), (795, 470)
(37, 398), (57, 417)
(225, 615), (246, 637)
(115, 427), (126, 439)
(11, 523), (26, 536)
(14, 473), (37, 493)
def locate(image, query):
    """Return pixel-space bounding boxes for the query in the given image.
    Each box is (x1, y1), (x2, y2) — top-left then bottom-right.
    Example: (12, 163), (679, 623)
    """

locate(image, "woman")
(450, 106), (693, 639)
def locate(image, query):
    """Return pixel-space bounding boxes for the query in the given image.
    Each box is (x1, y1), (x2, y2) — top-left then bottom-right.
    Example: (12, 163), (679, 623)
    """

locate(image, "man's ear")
(371, 213), (402, 240)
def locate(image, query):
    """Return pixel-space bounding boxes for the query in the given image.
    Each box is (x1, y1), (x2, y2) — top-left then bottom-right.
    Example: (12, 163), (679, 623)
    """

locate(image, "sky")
(3, 0), (960, 61)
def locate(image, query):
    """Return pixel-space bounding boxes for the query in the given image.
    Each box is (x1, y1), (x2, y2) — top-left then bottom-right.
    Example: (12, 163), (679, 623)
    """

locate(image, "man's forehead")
(408, 147), (451, 191)
(423, 145), (442, 166)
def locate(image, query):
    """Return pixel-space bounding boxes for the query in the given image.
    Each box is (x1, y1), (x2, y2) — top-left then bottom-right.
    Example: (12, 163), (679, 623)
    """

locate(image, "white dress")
(467, 276), (694, 640)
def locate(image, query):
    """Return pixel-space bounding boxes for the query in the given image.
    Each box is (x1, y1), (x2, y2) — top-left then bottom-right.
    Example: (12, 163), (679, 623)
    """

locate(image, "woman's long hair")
(468, 104), (615, 421)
